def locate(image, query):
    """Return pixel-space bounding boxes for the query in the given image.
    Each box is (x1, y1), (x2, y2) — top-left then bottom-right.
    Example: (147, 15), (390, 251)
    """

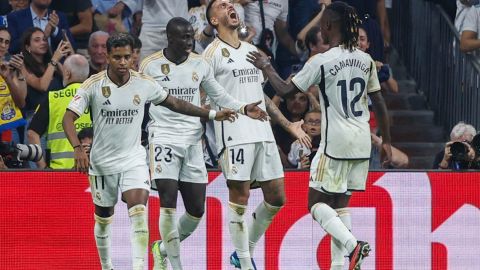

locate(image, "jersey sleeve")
(200, 60), (245, 110)
(149, 81), (169, 105)
(367, 58), (381, 93)
(67, 87), (90, 117)
(291, 57), (321, 93)
(278, 1), (289, 22)
(462, 7), (479, 33)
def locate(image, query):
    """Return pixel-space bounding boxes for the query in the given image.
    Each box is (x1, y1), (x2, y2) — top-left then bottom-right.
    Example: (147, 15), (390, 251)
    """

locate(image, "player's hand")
(287, 120), (312, 149)
(74, 147), (90, 174)
(380, 143), (392, 168)
(246, 51), (271, 70)
(245, 100), (268, 121)
(215, 109), (237, 122)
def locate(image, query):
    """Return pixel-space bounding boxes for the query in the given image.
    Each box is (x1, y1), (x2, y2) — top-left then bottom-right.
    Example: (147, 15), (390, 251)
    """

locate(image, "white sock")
(331, 208), (352, 269)
(129, 204), (149, 270)
(248, 201), (282, 255)
(310, 203), (357, 254)
(228, 201), (254, 270)
(178, 212), (202, 241)
(159, 208), (182, 270)
(94, 214), (113, 270)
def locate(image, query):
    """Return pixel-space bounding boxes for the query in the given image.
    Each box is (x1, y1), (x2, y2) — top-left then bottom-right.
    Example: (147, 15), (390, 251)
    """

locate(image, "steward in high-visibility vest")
(28, 82), (92, 169)
(47, 83), (91, 168)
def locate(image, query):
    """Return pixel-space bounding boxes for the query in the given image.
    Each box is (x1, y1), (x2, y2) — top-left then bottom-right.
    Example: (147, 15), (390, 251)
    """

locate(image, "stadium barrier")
(1, 171), (479, 269)
(391, 0), (480, 130)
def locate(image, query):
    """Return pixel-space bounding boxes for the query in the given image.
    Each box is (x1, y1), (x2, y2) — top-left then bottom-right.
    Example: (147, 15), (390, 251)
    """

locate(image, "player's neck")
(107, 68), (130, 87)
(217, 27), (240, 48)
(164, 47), (189, 65)
(328, 36), (342, 49)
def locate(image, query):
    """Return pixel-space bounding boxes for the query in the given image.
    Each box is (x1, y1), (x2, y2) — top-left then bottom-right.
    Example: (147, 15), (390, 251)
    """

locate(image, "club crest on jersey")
(161, 64), (170, 75)
(222, 48), (230, 58)
(192, 72), (199, 82)
(155, 164), (162, 174)
(133, 94), (141, 106)
(101, 86), (111, 98)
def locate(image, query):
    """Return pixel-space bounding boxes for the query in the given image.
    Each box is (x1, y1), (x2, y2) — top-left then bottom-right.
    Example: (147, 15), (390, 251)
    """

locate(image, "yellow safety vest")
(0, 76), (26, 132)
(47, 83), (91, 169)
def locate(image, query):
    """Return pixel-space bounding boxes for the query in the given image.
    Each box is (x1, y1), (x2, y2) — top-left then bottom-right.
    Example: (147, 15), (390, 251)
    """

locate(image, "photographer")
(434, 122), (476, 170)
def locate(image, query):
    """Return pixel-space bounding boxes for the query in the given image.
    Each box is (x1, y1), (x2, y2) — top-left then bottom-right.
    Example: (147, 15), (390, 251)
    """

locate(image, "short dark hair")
(106, 32), (134, 53)
(206, 0), (218, 27)
(132, 34), (142, 49)
(166, 17), (191, 39)
(78, 127), (93, 141)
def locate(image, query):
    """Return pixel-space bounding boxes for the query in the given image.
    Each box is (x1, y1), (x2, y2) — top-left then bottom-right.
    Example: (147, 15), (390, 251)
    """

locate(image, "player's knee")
(187, 205), (205, 219)
(94, 214), (113, 227)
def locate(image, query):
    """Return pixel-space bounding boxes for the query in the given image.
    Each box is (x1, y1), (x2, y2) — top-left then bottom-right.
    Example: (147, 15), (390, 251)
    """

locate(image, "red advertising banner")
(1, 171), (479, 269)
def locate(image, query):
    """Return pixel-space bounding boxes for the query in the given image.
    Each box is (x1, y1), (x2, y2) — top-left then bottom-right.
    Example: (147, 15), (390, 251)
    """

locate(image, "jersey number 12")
(338, 77), (366, 118)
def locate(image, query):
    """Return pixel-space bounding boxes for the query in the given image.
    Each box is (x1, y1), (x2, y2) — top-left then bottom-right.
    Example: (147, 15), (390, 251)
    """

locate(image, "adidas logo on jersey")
(162, 76), (170, 81)
(227, 136), (232, 141)
(227, 58), (235, 63)
(102, 99), (111, 105)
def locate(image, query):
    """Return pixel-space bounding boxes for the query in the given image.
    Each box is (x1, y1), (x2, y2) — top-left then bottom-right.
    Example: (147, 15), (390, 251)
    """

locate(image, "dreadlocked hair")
(326, 2), (362, 51)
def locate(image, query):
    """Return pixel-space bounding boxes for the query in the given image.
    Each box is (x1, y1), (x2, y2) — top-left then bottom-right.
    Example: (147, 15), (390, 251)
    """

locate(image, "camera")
(450, 141), (469, 162)
(0, 142), (43, 168)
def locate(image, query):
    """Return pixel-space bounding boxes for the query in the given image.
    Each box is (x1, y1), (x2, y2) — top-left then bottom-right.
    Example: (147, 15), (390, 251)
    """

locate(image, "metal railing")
(391, 0), (480, 130)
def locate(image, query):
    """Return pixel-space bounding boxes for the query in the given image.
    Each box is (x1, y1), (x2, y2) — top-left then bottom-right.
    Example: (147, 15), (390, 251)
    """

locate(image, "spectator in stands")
(358, 25), (398, 93)
(288, 109), (321, 169)
(244, 0), (297, 59)
(139, 0), (189, 59)
(370, 132), (409, 169)
(455, 0), (475, 34)
(87, 30), (108, 76)
(460, 4), (480, 53)
(7, 0), (29, 13)
(91, 0), (139, 34)
(0, 26), (27, 143)
(131, 34), (141, 71)
(78, 126), (93, 157)
(27, 54), (91, 169)
(7, 0), (74, 54)
(434, 121), (476, 169)
(19, 27), (71, 150)
(304, 25), (330, 57)
(50, 0), (93, 55)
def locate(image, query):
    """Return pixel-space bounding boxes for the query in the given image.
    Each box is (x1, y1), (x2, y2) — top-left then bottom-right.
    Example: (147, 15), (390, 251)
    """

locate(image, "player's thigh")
(309, 151), (350, 194)
(89, 174), (120, 208)
(219, 143), (256, 181)
(120, 165), (151, 207)
(178, 144), (208, 185)
(251, 142), (284, 183)
(346, 159), (369, 192)
(149, 142), (184, 190)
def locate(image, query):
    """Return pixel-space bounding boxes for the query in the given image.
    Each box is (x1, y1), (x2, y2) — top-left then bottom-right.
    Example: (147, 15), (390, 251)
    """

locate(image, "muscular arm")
(159, 95), (210, 118)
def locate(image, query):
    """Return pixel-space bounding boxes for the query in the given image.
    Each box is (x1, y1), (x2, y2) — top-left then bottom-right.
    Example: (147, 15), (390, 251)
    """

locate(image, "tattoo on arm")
(264, 94), (291, 130)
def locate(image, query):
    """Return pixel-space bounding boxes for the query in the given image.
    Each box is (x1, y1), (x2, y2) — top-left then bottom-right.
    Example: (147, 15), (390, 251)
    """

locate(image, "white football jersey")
(67, 70), (169, 175)
(292, 46), (381, 159)
(141, 0), (188, 29)
(139, 50), (245, 144)
(203, 38), (275, 154)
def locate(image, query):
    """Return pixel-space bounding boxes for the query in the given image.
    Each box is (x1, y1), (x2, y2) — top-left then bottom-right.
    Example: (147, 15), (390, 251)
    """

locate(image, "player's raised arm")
(159, 94), (237, 122)
(247, 50), (300, 98)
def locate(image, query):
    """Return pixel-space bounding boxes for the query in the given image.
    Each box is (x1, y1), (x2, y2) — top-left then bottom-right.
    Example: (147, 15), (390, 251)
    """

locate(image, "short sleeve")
(278, 0), (288, 22)
(291, 58), (321, 93)
(149, 81), (169, 105)
(67, 88), (90, 117)
(367, 58), (381, 93)
(462, 7), (479, 33)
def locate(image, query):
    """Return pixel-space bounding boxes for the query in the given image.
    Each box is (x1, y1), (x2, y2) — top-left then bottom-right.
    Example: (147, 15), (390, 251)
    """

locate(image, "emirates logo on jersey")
(161, 64), (170, 75)
(133, 94), (141, 106)
(101, 86), (111, 98)
(192, 72), (199, 82)
(221, 48), (230, 58)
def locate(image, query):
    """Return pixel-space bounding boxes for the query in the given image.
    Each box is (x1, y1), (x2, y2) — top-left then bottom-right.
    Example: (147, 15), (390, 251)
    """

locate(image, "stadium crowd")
(0, 0), (478, 171)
